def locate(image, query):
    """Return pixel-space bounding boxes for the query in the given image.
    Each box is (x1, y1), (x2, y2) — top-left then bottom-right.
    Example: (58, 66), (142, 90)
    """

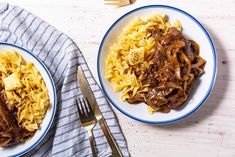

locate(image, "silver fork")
(76, 98), (97, 157)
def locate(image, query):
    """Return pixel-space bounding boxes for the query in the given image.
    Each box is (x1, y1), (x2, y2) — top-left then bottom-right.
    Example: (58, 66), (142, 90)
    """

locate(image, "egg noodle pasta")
(105, 14), (181, 100)
(0, 50), (49, 132)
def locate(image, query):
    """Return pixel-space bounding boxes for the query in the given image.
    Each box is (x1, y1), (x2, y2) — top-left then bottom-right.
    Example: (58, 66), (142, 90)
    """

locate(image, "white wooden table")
(6, 0), (235, 156)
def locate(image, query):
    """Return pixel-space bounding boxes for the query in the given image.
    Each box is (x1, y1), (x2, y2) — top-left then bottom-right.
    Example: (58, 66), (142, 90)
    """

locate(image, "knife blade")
(77, 66), (123, 157)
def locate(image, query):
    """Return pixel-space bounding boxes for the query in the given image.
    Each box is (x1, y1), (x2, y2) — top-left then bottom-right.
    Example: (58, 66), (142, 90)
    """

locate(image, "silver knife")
(77, 66), (123, 157)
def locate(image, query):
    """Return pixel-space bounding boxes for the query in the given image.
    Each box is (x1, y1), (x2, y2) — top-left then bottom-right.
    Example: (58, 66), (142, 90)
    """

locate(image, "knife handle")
(99, 118), (123, 157)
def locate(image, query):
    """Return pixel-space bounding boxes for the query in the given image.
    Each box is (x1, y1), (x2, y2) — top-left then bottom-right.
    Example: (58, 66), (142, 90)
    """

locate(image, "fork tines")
(76, 97), (95, 121)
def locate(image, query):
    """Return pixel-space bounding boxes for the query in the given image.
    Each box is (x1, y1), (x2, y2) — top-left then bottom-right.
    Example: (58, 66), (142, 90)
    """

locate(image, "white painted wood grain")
(3, 0), (235, 156)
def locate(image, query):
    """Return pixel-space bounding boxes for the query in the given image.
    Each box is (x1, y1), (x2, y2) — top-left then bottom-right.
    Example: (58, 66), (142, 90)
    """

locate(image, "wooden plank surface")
(5, 0), (235, 156)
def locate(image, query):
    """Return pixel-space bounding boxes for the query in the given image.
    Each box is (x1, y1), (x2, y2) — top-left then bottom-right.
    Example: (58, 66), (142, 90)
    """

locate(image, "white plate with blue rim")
(97, 5), (217, 124)
(0, 42), (57, 157)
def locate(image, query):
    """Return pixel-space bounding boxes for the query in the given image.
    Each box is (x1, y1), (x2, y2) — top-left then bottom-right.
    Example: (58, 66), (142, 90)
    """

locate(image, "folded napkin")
(0, 3), (129, 157)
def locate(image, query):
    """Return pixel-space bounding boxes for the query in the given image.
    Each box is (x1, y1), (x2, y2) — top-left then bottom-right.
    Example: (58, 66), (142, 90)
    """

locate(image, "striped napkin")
(0, 3), (129, 157)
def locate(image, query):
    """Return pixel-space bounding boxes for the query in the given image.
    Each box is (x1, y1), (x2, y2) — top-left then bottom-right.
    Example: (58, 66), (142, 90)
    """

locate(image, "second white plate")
(0, 42), (57, 157)
(97, 5), (217, 124)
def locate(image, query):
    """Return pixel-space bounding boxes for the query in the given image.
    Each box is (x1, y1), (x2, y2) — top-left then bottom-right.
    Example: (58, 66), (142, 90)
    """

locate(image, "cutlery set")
(76, 66), (123, 157)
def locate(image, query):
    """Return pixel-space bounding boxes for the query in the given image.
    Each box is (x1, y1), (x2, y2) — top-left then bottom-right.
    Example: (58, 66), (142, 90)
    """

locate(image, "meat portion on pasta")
(127, 27), (206, 113)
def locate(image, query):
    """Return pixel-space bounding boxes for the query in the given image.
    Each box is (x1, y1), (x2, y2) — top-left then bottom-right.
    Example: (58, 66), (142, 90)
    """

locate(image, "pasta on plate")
(0, 50), (49, 133)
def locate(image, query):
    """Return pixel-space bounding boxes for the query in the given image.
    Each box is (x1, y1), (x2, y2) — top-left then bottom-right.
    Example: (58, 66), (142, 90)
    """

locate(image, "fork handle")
(88, 129), (97, 157)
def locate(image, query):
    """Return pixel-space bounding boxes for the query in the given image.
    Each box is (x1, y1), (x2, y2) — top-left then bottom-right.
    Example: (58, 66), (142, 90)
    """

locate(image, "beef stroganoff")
(105, 14), (206, 114)
(0, 50), (49, 147)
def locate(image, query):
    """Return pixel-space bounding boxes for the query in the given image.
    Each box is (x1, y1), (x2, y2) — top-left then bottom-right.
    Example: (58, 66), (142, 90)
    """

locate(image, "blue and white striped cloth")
(0, 3), (129, 157)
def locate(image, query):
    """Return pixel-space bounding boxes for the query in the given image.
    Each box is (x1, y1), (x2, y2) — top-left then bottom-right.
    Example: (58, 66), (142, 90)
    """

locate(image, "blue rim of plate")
(97, 5), (217, 124)
(0, 42), (57, 156)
